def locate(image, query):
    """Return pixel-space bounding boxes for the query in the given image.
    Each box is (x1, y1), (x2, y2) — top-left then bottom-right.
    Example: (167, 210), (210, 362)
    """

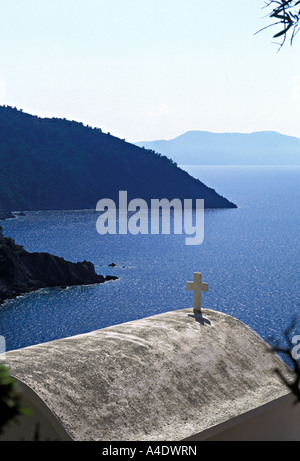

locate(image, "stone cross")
(187, 272), (208, 315)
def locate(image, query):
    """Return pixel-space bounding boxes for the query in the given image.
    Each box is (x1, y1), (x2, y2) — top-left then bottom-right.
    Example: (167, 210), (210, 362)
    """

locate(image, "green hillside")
(0, 106), (236, 211)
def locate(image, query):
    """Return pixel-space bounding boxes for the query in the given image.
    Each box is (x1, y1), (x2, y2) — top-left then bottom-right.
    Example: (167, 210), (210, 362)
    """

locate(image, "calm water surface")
(1, 166), (299, 351)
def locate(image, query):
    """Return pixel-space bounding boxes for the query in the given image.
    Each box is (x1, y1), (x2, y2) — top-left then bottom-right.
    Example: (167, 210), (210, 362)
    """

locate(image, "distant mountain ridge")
(0, 106), (236, 211)
(135, 130), (300, 165)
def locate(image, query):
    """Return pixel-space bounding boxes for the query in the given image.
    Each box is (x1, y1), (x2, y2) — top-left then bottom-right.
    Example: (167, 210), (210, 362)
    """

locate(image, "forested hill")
(0, 106), (236, 211)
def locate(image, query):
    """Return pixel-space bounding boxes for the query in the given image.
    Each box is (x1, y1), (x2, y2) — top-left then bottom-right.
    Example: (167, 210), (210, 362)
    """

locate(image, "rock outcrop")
(0, 230), (117, 304)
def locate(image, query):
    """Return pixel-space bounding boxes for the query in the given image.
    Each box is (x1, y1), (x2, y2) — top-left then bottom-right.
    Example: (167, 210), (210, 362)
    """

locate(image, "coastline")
(0, 228), (118, 305)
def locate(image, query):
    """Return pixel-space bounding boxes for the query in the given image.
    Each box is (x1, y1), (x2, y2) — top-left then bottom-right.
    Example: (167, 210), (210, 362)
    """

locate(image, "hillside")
(136, 130), (300, 165)
(0, 107), (236, 210)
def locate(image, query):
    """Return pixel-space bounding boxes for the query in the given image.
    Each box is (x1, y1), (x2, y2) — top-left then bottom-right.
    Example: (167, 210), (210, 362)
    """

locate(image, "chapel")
(1, 303), (299, 441)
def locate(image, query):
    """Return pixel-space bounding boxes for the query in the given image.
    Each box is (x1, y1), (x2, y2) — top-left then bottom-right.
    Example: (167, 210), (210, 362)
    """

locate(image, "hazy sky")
(1, 0), (300, 142)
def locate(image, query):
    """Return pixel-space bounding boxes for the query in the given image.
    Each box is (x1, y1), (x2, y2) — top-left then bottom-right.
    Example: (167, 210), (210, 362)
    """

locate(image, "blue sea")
(0, 165), (299, 352)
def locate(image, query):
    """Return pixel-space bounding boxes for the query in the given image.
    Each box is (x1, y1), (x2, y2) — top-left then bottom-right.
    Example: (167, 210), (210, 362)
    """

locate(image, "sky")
(1, 0), (300, 143)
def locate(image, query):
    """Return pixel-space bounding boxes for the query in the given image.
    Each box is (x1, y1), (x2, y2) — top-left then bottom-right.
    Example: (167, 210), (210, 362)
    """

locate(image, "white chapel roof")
(4, 308), (291, 441)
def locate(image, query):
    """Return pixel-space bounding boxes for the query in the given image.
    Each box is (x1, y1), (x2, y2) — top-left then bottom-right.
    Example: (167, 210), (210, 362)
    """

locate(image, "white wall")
(184, 393), (300, 441)
(0, 379), (72, 441)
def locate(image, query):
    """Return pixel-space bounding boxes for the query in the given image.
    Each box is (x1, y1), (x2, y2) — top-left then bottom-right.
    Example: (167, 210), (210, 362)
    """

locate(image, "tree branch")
(259, 0), (300, 48)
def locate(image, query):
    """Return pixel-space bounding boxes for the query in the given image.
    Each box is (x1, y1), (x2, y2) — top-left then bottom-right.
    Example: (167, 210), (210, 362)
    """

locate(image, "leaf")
(273, 25), (292, 37)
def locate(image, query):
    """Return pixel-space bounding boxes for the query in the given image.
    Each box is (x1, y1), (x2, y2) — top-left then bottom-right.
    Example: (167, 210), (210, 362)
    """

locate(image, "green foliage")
(0, 364), (31, 436)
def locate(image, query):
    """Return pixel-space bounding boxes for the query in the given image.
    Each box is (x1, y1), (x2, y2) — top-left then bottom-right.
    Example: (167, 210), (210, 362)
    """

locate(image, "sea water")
(0, 165), (299, 352)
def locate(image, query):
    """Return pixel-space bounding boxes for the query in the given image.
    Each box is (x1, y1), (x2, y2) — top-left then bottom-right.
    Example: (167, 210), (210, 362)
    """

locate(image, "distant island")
(0, 106), (236, 210)
(135, 130), (300, 165)
(0, 227), (117, 304)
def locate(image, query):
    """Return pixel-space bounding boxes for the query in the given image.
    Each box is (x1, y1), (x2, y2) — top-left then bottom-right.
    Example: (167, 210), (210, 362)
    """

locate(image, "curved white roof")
(4, 309), (291, 441)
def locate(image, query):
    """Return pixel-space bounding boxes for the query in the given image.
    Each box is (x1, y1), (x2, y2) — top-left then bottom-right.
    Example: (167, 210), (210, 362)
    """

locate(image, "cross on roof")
(187, 272), (208, 315)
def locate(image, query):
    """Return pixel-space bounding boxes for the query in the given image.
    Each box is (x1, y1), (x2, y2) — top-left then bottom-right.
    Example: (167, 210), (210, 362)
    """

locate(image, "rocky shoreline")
(0, 229), (117, 304)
